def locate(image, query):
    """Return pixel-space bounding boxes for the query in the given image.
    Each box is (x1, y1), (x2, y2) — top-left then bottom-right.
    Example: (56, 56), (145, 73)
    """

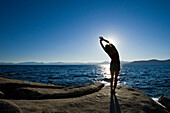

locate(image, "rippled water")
(0, 65), (169, 98)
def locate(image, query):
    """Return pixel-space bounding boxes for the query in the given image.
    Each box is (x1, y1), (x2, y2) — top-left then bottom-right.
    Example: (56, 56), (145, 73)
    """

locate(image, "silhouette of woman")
(99, 37), (120, 93)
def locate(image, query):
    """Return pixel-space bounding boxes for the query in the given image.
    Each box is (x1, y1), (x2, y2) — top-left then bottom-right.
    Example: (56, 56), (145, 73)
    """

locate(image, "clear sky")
(0, 0), (170, 63)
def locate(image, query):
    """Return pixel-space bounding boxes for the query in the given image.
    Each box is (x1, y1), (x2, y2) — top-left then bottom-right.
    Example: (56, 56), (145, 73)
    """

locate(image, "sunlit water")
(0, 65), (169, 98)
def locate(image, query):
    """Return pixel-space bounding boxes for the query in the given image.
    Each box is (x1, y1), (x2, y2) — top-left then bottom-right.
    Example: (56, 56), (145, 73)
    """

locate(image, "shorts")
(110, 63), (120, 71)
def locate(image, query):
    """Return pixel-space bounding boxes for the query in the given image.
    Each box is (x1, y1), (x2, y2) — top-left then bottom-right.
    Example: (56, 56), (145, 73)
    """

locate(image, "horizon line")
(0, 58), (170, 64)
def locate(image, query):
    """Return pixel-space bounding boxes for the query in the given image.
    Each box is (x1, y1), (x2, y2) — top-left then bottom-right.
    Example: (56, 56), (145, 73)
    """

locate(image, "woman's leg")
(113, 71), (119, 92)
(110, 70), (114, 92)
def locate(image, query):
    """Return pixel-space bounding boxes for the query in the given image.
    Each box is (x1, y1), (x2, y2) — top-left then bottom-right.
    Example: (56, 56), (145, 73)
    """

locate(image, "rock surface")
(8, 83), (104, 99)
(159, 95), (170, 109)
(0, 76), (64, 99)
(0, 76), (169, 113)
(0, 100), (22, 113)
(0, 91), (4, 99)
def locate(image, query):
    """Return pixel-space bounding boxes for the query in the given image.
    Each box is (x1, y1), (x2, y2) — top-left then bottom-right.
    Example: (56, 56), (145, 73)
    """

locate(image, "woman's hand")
(99, 36), (109, 43)
(99, 36), (104, 40)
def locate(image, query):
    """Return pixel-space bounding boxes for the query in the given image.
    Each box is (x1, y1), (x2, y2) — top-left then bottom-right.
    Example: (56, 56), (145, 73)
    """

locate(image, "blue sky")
(0, 0), (170, 63)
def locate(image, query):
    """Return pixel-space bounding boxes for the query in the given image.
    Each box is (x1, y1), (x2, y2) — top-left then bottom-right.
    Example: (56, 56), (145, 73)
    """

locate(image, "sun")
(100, 33), (120, 47)
(105, 35), (118, 47)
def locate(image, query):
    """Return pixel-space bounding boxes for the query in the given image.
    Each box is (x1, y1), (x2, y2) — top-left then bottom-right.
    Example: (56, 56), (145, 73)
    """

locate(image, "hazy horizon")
(1, 58), (170, 64)
(1, 0), (170, 62)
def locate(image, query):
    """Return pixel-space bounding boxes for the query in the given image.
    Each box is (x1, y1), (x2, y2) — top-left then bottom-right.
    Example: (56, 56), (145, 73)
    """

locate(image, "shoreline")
(0, 65), (169, 99)
(0, 74), (164, 99)
(0, 76), (169, 113)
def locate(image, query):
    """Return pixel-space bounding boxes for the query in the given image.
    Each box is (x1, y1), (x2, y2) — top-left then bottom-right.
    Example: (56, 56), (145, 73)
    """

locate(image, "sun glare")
(99, 64), (121, 86)
(102, 34), (119, 47)
(107, 36), (118, 47)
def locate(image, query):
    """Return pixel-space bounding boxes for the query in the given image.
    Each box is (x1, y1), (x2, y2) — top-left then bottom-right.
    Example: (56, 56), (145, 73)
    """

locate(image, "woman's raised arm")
(99, 37), (109, 51)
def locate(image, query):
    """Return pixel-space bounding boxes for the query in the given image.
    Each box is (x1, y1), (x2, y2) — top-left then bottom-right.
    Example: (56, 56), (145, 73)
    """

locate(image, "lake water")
(0, 65), (169, 98)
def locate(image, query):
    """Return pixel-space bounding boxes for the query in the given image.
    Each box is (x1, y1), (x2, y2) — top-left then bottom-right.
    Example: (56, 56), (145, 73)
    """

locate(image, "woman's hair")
(105, 44), (117, 53)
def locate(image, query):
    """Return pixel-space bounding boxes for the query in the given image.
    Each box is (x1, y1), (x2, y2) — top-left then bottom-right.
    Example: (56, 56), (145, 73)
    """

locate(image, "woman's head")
(105, 44), (117, 53)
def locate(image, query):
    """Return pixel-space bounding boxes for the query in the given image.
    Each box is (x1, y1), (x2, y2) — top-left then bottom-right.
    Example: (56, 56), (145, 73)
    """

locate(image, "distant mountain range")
(0, 59), (169, 65)
(126, 59), (170, 65)
(0, 61), (110, 65)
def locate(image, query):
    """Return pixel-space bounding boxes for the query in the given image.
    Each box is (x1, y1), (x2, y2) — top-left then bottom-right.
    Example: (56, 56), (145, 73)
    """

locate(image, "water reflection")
(99, 64), (121, 86)
(100, 64), (170, 98)
(0, 65), (169, 98)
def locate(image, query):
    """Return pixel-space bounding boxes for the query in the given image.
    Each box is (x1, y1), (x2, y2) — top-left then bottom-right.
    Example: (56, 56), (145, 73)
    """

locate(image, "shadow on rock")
(110, 92), (121, 113)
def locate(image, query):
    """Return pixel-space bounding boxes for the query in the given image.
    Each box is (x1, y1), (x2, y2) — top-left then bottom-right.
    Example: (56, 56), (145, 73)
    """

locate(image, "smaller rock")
(158, 95), (170, 109)
(0, 91), (4, 98)
(0, 100), (22, 113)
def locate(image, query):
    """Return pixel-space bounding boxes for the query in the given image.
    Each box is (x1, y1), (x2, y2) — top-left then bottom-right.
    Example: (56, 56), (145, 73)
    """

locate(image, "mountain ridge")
(0, 61), (125, 65)
(0, 59), (170, 65)
(126, 59), (170, 65)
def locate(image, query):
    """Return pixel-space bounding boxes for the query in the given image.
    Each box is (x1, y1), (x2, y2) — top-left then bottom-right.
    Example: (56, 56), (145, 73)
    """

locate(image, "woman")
(99, 37), (120, 93)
